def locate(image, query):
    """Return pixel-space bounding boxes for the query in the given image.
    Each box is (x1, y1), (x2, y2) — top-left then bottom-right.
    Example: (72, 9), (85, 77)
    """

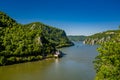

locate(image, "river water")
(0, 42), (98, 80)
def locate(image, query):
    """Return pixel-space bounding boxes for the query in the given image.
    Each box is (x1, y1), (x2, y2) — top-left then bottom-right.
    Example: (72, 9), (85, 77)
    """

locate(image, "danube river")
(0, 42), (98, 80)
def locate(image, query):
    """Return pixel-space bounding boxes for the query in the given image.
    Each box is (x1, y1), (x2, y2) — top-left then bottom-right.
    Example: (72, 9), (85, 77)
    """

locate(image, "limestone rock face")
(84, 30), (120, 45)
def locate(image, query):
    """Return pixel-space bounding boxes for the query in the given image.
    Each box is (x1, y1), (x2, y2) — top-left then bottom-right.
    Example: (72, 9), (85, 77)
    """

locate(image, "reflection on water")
(0, 42), (98, 80)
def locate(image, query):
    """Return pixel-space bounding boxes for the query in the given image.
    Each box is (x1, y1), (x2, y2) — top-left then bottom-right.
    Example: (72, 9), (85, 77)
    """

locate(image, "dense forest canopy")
(0, 11), (18, 27)
(93, 29), (120, 80)
(24, 22), (73, 48)
(0, 11), (73, 65)
(81, 24), (120, 79)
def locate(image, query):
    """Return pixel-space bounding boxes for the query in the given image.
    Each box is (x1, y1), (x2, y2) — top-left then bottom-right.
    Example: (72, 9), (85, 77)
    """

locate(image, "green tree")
(94, 34), (120, 80)
(0, 56), (7, 65)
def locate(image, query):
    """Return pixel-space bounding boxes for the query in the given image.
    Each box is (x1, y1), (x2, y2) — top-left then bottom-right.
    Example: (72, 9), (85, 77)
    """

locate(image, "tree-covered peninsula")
(0, 11), (73, 66)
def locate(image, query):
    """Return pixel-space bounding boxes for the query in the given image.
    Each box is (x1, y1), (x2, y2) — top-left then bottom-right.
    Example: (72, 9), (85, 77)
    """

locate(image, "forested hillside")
(82, 27), (120, 79)
(24, 22), (73, 48)
(83, 30), (120, 45)
(0, 12), (18, 27)
(0, 11), (73, 66)
(94, 31), (120, 80)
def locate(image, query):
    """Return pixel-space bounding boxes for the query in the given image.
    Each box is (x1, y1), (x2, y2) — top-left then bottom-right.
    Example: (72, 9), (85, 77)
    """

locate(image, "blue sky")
(1, 0), (120, 35)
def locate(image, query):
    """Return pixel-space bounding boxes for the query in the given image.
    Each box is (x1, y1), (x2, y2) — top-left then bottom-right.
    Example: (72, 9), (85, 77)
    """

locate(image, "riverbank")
(0, 50), (65, 66)
(0, 41), (73, 66)
(0, 42), (98, 80)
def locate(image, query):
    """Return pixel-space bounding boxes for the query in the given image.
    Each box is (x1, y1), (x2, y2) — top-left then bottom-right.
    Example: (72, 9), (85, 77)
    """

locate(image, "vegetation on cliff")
(93, 29), (120, 80)
(83, 27), (120, 80)
(84, 29), (120, 45)
(0, 11), (73, 66)
(24, 22), (73, 48)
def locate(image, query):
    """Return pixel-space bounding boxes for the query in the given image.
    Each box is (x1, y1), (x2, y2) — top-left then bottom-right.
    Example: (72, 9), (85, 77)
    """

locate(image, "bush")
(0, 56), (7, 65)
(7, 57), (16, 64)
(36, 55), (43, 60)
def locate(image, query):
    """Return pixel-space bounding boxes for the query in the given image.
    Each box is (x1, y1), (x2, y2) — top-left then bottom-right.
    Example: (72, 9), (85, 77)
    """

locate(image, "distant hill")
(0, 11), (73, 66)
(83, 30), (120, 45)
(24, 22), (73, 48)
(68, 35), (86, 41)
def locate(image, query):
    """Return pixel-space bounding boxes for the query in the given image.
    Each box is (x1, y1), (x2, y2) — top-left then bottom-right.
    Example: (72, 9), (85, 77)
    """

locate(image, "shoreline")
(0, 49), (65, 66)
